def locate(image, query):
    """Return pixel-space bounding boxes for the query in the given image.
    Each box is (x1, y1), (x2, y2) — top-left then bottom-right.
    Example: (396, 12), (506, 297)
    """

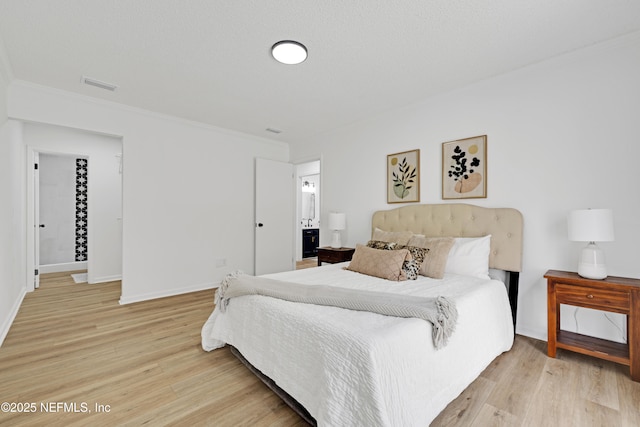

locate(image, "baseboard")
(0, 287), (27, 348)
(88, 274), (122, 284)
(39, 261), (88, 274)
(119, 281), (219, 305)
(516, 325), (546, 342)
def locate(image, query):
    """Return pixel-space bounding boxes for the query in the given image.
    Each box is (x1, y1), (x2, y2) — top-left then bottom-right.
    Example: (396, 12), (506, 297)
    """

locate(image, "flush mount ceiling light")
(271, 40), (307, 65)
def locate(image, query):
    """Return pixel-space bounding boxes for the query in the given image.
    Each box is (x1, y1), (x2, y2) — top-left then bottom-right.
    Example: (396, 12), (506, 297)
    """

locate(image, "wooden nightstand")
(317, 247), (355, 266)
(545, 269), (640, 381)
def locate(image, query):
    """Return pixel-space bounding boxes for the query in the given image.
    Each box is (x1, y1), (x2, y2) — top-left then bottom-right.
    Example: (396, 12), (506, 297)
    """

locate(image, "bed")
(202, 203), (523, 426)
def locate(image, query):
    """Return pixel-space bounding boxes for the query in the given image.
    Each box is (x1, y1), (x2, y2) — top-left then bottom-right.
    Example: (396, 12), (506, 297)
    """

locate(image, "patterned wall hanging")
(387, 149), (420, 203)
(75, 158), (88, 261)
(442, 135), (487, 199)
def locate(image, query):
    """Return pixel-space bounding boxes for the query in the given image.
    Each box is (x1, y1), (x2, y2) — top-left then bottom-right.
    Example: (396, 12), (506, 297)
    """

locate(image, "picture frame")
(442, 135), (487, 199)
(387, 149), (420, 203)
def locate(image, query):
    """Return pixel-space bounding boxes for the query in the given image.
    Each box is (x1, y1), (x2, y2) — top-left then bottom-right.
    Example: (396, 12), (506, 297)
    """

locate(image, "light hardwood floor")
(1, 272), (639, 426)
(296, 257), (318, 270)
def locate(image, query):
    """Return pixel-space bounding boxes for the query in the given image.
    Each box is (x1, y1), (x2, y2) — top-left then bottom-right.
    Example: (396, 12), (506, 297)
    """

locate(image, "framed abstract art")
(442, 135), (487, 199)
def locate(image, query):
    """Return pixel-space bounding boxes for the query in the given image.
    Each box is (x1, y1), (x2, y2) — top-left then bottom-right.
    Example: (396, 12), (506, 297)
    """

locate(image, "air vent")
(81, 76), (118, 91)
(266, 127), (283, 134)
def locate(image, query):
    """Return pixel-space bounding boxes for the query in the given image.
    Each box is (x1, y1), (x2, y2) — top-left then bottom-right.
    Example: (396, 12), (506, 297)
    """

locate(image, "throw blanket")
(216, 272), (458, 349)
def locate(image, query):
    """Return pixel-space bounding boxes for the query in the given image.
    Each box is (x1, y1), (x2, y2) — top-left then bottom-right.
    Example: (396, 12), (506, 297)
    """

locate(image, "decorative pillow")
(371, 228), (414, 246)
(405, 236), (455, 279)
(366, 240), (398, 250)
(346, 244), (411, 281)
(395, 245), (429, 280)
(444, 235), (492, 279)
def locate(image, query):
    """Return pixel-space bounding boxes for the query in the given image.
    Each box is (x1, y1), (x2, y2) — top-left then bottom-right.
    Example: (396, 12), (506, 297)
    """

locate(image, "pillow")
(367, 240), (425, 280)
(444, 235), (492, 279)
(346, 244), (411, 281)
(405, 236), (455, 279)
(366, 240), (398, 250)
(395, 245), (429, 280)
(371, 228), (414, 246)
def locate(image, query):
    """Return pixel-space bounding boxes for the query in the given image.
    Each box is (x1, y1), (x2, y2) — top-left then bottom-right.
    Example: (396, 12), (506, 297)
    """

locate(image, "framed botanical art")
(387, 149), (420, 203)
(442, 135), (487, 199)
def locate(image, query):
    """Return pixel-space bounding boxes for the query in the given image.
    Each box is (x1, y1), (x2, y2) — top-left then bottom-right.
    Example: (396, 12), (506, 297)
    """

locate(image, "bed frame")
(234, 203), (523, 426)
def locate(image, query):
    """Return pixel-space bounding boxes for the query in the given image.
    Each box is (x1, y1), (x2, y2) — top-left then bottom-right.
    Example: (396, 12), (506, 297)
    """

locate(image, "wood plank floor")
(1, 272), (639, 426)
(295, 258), (318, 270)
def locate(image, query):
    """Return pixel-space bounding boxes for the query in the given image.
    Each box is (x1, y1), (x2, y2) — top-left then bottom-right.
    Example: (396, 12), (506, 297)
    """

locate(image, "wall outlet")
(215, 258), (227, 268)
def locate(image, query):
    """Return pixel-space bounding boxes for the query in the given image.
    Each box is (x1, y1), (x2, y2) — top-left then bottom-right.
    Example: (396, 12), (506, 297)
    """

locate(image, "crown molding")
(9, 79), (289, 151)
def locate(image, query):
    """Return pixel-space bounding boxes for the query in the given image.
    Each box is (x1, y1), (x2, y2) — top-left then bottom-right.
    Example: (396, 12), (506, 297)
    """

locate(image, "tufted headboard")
(371, 203), (523, 272)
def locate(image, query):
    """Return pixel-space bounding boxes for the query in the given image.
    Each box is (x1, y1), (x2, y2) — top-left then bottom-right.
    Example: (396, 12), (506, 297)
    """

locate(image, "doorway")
(37, 153), (89, 277)
(295, 160), (321, 263)
(25, 122), (123, 291)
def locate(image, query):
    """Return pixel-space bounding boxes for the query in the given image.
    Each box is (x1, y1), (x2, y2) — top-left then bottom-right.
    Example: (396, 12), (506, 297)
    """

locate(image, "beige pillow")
(369, 241), (425, 280)
(346, 244), (411, 281)
(405, 236), (455, 279)
(372, 228), (414, 246)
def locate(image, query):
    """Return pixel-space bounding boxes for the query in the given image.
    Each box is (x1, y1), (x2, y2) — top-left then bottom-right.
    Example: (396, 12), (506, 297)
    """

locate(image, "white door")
(255, 158), (294, 275)
(33, 152), (40, 289)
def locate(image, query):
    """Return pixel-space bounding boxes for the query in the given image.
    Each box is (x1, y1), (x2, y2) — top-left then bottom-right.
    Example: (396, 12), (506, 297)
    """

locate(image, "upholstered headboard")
(371, 203), (523, 272)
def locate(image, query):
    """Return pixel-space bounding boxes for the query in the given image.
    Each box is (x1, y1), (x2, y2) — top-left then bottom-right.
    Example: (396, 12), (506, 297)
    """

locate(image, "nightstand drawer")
(321, 252), (345, 263)
(556, 283), (629, 312)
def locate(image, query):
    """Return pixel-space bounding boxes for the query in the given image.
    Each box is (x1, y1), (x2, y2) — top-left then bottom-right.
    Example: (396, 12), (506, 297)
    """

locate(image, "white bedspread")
(201, 263), (514, 426)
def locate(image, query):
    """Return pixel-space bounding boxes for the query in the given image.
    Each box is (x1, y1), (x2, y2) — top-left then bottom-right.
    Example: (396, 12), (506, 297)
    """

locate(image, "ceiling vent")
(81, 76), (118, 91)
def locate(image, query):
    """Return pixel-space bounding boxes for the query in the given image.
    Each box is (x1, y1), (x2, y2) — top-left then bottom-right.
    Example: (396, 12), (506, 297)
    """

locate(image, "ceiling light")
(271, 41), (307, 65)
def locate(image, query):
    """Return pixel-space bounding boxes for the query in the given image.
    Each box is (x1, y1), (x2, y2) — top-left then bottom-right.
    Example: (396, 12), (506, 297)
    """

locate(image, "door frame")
(33, 151), (40, 289)
(26, 147), (92, 291)
(294, 157), (322, 261)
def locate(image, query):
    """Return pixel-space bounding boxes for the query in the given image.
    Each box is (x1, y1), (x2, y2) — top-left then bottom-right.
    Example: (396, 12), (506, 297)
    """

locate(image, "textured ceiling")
(1, 1), (640, 143)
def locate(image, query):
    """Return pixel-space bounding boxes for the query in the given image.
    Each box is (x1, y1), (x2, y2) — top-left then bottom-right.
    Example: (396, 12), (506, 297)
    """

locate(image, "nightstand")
(317, 247), (355, 266)
(545, 269), (640, 381)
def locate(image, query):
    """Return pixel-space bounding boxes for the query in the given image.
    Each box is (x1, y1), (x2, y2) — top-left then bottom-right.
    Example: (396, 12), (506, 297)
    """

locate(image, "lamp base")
(577, 243), (607, 280)
(330, 231), (342, 248)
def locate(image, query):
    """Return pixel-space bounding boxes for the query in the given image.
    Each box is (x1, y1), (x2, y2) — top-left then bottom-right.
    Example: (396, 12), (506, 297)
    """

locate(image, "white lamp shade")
(328, 212), (346, 231)
(568, 209), (614, 242)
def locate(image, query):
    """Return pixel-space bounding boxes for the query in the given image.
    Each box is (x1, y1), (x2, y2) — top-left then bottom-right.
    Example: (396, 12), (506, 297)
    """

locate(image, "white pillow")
(444, 235), (491, 279)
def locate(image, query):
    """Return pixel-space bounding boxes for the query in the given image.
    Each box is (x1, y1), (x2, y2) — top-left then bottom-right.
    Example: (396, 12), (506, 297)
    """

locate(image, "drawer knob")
(586, 294), (594, 299)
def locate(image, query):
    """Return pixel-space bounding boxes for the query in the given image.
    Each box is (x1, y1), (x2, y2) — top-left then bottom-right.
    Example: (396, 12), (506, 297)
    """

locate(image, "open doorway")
(37, 153), (89, 282)
(25, 122), (123, 291)
(295, 160), (320, 268)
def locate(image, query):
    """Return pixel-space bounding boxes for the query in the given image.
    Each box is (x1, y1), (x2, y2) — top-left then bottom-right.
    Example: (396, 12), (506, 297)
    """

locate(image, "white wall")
(291, 33), (640, 342)
(0, 120), (26, 346)
(0, 37), (25, 345)
(25, 123), (123, 283)
(8, 81), (289, 304)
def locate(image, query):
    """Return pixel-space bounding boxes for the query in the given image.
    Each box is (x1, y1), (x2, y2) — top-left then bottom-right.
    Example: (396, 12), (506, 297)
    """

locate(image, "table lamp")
(328, 212), (346, 248)
(568, 209), (614, 279)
